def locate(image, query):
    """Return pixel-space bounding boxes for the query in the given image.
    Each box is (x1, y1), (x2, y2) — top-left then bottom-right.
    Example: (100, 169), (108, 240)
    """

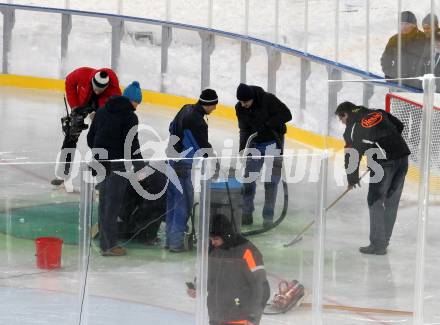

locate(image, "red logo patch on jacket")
(361, 112), (383, 128)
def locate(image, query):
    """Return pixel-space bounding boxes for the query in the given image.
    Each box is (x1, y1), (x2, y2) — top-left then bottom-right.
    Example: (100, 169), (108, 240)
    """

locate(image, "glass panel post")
(413, 74), (436, 325)
(196, 158), (211, 325)
(78, 163), (94, 325)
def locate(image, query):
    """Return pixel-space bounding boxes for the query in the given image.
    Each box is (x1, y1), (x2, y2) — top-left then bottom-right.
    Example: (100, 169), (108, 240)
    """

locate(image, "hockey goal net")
(385, 92), (440, 201)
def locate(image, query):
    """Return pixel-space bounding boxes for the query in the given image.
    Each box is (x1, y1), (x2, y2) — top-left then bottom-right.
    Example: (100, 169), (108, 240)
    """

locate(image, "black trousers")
(367, 156), (408, 249)
(60, 133), (80, 176)
(59, 108), (89, 176)
(98, 171), (128, 251)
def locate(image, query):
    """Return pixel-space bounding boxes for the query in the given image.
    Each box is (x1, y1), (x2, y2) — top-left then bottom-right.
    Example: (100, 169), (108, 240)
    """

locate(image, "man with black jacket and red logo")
(52, 67), (121, 186)
(166, 89), (218, 252)
(335, 101), (410, 255)
(235, 83), (292, 228)
(187, 214), (270, 325)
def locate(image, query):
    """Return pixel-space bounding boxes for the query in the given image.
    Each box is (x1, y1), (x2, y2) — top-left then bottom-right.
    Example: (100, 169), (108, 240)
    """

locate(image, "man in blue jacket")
(87, 81), (144, 256)
(166, 89), (218, 252)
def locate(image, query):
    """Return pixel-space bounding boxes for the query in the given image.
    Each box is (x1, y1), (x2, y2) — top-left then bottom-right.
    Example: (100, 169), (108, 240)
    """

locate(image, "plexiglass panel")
(0, 161), (83, 324)
(119, 22), (162, 91)
(63, 16), (112, 75)
(8, 11), (61, 78)
(205, 151), (321, 325)
(322, 76), (438, 324)
(163, 29), (201, 97)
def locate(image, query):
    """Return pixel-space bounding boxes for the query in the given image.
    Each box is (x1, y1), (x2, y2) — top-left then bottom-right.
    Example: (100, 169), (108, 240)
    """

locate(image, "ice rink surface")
(0, 88), (439, 324)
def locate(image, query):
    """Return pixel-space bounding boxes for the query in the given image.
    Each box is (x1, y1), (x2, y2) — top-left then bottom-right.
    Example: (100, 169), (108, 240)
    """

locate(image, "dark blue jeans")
(367, 156), (408, 249)
(242, 140), (283, 221)
(98, 171), (128, 251)
(166, 166), (194, 249)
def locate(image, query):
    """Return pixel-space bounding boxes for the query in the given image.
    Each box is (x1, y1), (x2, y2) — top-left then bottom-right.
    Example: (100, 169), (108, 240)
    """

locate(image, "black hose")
(241, 180), (288, 236)
(239, 130), (289, 237)
(225, 181), (238, 233)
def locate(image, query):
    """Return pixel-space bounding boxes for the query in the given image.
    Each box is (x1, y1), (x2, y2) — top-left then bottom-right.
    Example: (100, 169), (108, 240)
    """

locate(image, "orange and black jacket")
(343, 107), (410, 186)
(207, 235), (270, 325)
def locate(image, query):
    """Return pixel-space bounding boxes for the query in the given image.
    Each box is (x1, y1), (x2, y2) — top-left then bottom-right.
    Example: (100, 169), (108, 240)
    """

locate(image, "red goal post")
(385, 92), (440, 199)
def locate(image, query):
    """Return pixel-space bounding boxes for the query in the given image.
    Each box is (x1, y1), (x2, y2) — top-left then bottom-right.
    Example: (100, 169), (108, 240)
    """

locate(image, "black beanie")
(335, 101), (358, 115)
(401, 11), (417, 25)
(210, 214), (235, 242)
(199, 88), (218, 105)
(236, 83), (254, 101)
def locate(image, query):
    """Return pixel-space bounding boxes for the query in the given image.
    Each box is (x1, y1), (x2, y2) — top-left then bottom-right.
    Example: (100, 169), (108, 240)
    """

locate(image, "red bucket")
(35, 237), (63, 269)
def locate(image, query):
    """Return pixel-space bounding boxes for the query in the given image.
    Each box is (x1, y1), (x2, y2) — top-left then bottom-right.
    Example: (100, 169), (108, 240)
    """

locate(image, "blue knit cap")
(123, 81), (142, 104)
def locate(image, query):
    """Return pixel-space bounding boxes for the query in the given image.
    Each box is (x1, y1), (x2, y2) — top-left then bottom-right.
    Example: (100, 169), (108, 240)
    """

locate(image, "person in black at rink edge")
(335, 101), (410, 255)
(235, 83), (292, 228)
(87, 81), (144, 256)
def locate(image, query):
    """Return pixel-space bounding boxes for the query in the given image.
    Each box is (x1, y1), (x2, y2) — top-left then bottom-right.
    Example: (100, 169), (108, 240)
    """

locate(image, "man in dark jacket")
(335, 101), (410, 255)
(53, 67), (121, 186)
(235, 83), (292, 227)
(187, 214), (270, 325)
(87, 81), (144, 256)
(380, 11), (425, 89)
(166, 89), (218, 252)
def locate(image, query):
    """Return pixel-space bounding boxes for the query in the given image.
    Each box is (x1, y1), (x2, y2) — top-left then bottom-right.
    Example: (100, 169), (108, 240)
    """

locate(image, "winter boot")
(51, 178), (64, 186)
(101, 246), (127, 256)
(241, 213), (253, 225)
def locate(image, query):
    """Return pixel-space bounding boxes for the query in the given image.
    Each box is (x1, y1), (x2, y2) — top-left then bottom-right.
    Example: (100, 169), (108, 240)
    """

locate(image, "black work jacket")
(235, 86), (292, 151)
(167, 103), (213, 158)
(343, 107), (410, 185)
(87, 96), (143, 171)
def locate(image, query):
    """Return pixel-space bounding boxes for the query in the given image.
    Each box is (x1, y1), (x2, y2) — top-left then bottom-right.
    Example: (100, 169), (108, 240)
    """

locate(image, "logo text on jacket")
(361, 112), (383, 128)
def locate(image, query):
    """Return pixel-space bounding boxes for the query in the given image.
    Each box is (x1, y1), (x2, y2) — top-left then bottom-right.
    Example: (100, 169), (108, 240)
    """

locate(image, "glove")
(61, 115), (71, 136)
(347, 168), (360, 189)
(347, 177), (361, 190)
(70, 110), (88, 131)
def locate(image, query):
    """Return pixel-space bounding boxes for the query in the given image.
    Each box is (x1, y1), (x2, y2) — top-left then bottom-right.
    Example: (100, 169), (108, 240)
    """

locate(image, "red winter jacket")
(65, 67), (121, 110)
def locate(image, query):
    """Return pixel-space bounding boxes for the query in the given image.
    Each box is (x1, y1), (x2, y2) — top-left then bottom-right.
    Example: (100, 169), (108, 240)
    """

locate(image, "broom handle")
(290, 169), (370, 241)
(326, 169), (369, 211)
(325, 187), (351, 211)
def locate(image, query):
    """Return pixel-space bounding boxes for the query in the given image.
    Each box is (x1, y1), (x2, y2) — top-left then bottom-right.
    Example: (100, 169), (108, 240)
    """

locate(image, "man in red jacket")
(52, 67), (121, 186)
